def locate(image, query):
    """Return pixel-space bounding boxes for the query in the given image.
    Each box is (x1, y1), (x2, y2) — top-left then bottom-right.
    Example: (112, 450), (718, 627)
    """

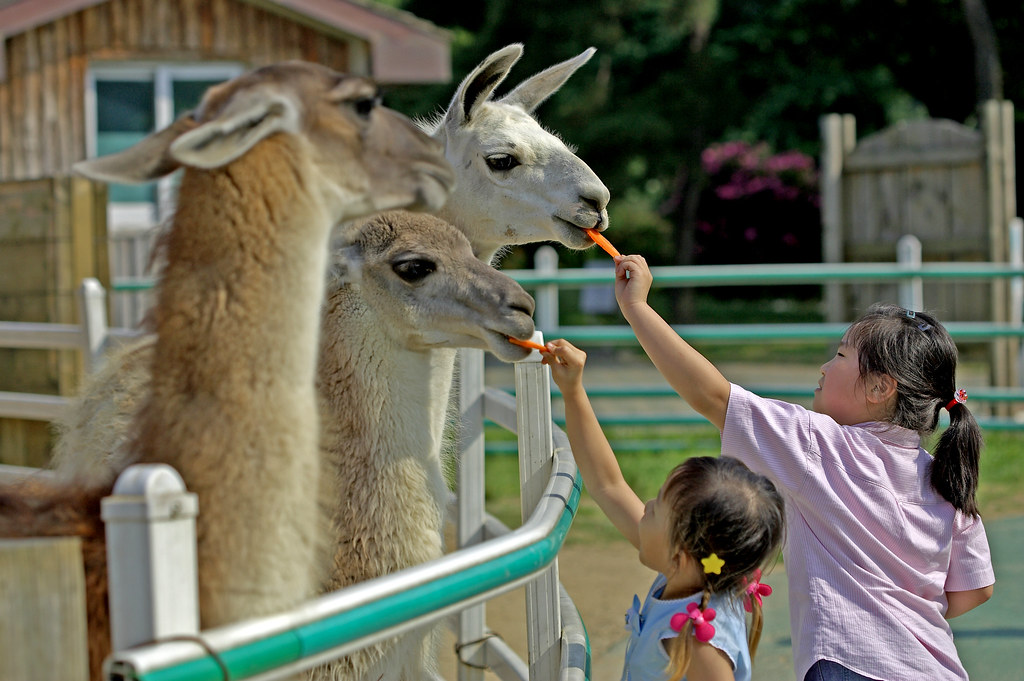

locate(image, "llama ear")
(169, 89), (302, 169)
(500, 47), (596, 113)
(444, 43), (523, 127)
(73, 114), (199, 183)
(327, 244), (365, 286)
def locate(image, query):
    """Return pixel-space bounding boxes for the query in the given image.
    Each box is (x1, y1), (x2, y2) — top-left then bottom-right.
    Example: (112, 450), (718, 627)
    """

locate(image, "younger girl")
(609, 253), (995, 681)
(543, 340), (785, 681)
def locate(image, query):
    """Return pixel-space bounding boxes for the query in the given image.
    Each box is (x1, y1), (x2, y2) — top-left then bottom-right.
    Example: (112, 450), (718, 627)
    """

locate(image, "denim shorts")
(804, 660), (880, 681)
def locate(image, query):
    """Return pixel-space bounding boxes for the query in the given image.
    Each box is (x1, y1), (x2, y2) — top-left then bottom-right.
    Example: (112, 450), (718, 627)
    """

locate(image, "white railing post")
(455, 347), (489, 680)
(897, 235), (924, 311)
(534, 246), (559, 333)
(77, 277), (109, 373)
(513, 331), (560, 680)
(100, 464), (199, 653)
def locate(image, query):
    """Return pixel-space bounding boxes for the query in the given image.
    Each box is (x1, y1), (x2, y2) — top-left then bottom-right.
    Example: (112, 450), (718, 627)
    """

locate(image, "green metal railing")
(107, 447), (583, 681)
(113, 260), (1024, 293)
(115, 256), (1024, 439)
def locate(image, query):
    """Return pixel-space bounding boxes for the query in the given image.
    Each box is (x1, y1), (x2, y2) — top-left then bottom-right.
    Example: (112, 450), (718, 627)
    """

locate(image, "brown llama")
(0, 60), (453, 681)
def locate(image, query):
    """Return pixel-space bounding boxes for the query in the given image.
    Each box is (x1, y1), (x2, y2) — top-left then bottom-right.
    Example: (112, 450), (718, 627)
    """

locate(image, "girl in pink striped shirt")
(605, 253), (995, 681)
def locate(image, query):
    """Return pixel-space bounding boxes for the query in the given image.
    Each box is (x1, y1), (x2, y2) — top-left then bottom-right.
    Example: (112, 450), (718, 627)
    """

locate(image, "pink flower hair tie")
(669, 602), (717, 643)
(742, 569), (773, 612)
(945, 388), (968, 411)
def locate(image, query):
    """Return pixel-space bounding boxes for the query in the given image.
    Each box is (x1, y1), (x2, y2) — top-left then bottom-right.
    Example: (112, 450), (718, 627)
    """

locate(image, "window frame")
(85, 62), (245, 233)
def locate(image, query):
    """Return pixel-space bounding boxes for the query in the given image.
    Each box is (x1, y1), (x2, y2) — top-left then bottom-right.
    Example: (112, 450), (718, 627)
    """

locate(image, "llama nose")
(581, 181), (610, 214)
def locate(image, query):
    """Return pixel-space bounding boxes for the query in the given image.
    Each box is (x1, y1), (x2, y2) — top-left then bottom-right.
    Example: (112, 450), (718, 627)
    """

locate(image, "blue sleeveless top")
(621, 573), (751, 681)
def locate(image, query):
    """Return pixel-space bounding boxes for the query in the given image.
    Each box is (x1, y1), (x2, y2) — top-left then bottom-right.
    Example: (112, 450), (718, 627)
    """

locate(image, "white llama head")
(424, 44), (611, 262)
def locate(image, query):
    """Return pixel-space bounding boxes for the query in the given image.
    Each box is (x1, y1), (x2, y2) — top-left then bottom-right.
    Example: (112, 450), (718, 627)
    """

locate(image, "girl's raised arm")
(614, 255), (732, 431)
(543, 339), (645, 548)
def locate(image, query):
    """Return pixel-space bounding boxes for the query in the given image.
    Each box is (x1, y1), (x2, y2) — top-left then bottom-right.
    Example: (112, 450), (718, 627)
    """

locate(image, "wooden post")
(983, 100), (1018, 393)
(0, 537), (90, 681)
(819, 114), (856, 323)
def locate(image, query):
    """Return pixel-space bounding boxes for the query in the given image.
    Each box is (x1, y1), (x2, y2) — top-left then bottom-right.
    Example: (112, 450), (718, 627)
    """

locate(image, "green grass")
(483, 424), (1024, 546)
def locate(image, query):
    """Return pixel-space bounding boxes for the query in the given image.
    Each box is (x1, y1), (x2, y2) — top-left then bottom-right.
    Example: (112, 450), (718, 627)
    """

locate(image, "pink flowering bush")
(695, 141), (820, 266)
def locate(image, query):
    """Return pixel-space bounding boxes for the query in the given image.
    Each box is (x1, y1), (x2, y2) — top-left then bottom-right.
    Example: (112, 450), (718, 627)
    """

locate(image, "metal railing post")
(100, 464), (200, 653)
(455, 348), (489, 680)
(897, 234), (923, 311)
(534, 246), (559, 333)
(77, 277), (109, 374)
(513, 332), (560, 680)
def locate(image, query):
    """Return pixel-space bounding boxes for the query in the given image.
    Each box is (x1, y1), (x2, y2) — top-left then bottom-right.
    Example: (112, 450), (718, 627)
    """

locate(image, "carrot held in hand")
(585, 228), (620, 258)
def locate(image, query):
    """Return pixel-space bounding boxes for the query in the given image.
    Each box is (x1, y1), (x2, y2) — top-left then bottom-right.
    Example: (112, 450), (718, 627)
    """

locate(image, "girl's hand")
(614, 254), (653, 316)
(541, 339), (586, 394)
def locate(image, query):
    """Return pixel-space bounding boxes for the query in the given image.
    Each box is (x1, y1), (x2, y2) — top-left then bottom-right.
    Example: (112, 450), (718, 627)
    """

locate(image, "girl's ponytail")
(743, 568), (772, 660)
(748, 598), (765, 660)
(931, 396), (983, 517)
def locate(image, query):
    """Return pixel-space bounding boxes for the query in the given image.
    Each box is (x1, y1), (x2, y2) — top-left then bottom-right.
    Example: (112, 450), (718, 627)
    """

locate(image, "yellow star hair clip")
(701, 553), (725, 575)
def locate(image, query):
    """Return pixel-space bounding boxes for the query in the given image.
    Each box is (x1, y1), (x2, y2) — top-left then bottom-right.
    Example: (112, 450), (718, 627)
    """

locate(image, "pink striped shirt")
(721, 384), (994, 681)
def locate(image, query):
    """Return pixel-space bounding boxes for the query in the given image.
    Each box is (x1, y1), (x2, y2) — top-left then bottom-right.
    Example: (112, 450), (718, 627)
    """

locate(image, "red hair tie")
(670, 602), (717, 643)
(742, 569), (773, 612)
(945, 388), (968, 411)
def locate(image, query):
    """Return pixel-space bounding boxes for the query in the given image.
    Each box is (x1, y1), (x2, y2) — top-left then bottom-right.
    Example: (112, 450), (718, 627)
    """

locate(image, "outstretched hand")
(614, 254), (653, 318)
(540, 339), (587, 395)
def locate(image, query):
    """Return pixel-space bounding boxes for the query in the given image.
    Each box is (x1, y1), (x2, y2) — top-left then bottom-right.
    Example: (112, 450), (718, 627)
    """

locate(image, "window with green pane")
(96, 80), (156, 203)
(173, 79), (223, 118)
(159, 79), (228, 201)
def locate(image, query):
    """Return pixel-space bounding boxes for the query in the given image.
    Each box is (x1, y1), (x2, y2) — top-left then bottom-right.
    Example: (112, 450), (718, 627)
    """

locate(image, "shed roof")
(0, 0), (451, 83)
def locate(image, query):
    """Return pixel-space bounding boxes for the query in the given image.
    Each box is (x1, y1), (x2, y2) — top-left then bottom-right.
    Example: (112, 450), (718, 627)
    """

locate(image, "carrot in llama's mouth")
(509, 336), (548, 352)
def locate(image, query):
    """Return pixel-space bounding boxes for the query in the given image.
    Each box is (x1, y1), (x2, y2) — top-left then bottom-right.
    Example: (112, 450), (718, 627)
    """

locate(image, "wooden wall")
(0, 0), (353, 182)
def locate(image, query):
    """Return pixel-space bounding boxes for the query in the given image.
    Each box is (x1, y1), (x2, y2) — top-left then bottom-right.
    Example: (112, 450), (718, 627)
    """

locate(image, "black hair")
(843, 303), (983, 516)
(661, 456), (785, 680)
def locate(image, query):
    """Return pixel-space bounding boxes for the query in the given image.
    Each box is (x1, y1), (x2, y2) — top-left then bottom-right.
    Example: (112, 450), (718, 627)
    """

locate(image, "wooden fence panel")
(823, 115), (1003, 302)
(0, 177), (108, 466)
(0, 537), (89, 681)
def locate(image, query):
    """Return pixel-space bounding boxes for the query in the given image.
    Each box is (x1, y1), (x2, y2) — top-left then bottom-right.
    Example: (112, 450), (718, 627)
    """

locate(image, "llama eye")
(351, 95), (380, 119)
(393, 259), (436, 283)
(486, 154), (520, 172)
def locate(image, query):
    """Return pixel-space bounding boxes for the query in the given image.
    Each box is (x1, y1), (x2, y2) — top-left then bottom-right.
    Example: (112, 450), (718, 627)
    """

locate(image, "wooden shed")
(0, 0), (451, 466)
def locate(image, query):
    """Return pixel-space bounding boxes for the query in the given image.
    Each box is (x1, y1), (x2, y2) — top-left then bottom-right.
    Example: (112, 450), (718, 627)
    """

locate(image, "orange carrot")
(508, 337), (548, 352)
(585, 228), (620, 258)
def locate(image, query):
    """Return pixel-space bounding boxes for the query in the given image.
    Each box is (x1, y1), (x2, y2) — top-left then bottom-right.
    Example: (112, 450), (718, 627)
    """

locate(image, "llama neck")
(432, 203), (503, 265)
(140, 139), (330, 457)
(318, 293), (455, 590)
(134, 137), (331, 625)
(318, 294), (456, 472)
